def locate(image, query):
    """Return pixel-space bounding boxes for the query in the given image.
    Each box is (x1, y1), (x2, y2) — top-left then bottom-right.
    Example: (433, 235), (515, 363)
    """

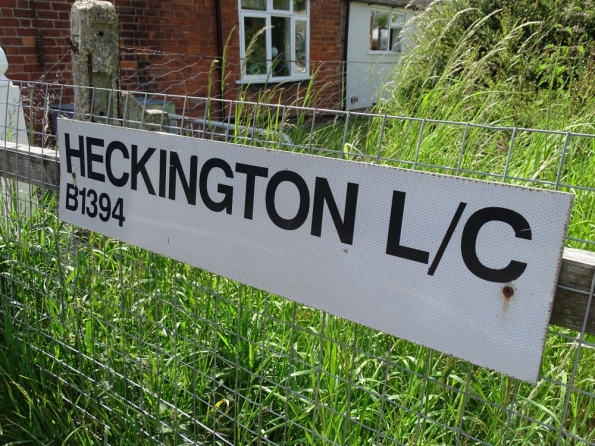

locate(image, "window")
(239, 0), (309, 81)
(370, 10), (404, 52)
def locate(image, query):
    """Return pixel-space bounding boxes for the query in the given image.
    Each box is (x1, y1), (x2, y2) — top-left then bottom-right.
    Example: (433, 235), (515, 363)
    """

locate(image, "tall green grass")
(380, 0), (595, 128)
(1, 115), (595, 444)
(3, 4), (595, 443)
(1, 177), (595, 445)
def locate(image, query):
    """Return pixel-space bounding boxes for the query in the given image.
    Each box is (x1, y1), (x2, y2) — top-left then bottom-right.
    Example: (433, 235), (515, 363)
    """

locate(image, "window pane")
(244, 16), (267, 75)
(390, 27), (402, 52)
(241, 0), (266, 11)
(293, 0), (306, 14)
(391, 12), (404, 27)
(293, 0), (308, 14)
(390, 12), (404, 52)
(271, 16), (290, 77)
(370, 10), (389, 51)
(273, 0), (290, 10)
(295, 20), (308, 75)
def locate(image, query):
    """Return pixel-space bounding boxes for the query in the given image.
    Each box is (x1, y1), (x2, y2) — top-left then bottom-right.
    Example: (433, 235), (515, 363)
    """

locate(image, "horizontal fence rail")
(2, 81), (595, 445)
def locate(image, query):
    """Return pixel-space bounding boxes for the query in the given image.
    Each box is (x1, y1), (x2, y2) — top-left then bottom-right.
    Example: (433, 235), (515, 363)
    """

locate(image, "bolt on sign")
(58, 119), (573, 383)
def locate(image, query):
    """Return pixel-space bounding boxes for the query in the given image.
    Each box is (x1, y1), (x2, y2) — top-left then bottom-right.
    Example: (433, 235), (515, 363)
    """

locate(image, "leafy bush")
(381, 0), (595, 128)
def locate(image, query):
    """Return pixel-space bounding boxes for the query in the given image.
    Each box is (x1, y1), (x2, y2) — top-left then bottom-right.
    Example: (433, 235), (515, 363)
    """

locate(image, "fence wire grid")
(1, 81), (595, 445)
(29, 49), (407, 112)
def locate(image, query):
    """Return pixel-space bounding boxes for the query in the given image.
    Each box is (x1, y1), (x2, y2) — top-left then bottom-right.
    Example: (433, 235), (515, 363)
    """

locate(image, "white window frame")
(369, 8), (405, 54)
(239, 0), (310, 83)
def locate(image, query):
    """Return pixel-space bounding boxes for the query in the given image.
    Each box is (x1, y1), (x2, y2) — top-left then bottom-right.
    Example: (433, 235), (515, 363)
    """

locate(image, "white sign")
(58, 119), (573, 383)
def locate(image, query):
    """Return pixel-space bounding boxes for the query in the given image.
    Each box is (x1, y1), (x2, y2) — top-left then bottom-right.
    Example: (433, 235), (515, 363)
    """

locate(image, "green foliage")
(405, 0), (595, 88)
(382, 0), (595, 129)
(4, 5), (595, 440)
(0, 190), (594, 444)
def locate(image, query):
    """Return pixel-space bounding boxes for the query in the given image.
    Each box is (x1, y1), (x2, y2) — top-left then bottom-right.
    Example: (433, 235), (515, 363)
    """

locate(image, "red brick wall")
(1, 0), (346, 109)
(1, 0), (74, 83)
(118, 0), (220, 98)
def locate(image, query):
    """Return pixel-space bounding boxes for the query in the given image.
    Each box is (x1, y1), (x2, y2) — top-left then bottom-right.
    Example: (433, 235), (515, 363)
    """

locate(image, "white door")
(345, 3), (415, 110)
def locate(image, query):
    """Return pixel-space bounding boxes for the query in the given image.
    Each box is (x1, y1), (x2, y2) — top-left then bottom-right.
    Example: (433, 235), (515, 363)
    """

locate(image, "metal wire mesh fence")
(28, 49), (405, 112)
(1, 80), (595, 445)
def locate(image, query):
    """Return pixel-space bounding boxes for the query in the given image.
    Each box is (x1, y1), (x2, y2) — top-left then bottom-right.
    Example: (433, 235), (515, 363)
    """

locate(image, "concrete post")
(70, 0), (121, 122)
(0, 47), (28, 144)
(70, 0), (168, 130)
(0, 46), (33, 217)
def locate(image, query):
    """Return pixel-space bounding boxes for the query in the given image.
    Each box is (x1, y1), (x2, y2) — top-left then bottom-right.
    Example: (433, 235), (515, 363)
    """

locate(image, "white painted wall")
(346, 3), (416, 110)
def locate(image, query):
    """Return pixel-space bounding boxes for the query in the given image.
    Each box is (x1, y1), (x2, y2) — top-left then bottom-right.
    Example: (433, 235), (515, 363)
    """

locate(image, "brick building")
(0, 0), (427, 111)
(1, 0), (345, 109)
